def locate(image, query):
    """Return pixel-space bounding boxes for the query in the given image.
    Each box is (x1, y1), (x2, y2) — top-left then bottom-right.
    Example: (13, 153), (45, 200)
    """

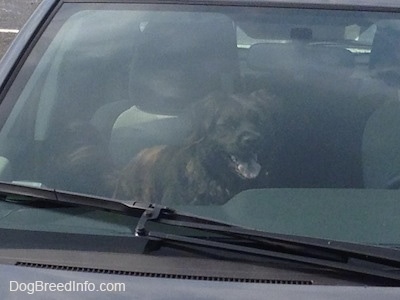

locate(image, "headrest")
(369, 24), (400, 86)
(370, 26), (400, 69)
(247, 42), (354, 78)
(129, 20), (239, 114)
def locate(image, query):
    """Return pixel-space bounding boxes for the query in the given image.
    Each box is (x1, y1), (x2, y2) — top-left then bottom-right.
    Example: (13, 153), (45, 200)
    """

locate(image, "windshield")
(1, 2), (400, 245)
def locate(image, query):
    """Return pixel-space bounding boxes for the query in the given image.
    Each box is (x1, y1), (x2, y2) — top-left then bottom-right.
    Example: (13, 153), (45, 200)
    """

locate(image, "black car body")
(1, 0), (400, 298)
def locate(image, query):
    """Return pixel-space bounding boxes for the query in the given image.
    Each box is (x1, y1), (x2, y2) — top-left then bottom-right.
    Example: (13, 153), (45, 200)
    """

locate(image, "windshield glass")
(1, 2), (400, 245)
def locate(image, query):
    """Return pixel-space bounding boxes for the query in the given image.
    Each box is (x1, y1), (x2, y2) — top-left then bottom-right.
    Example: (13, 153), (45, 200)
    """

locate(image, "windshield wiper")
(134, 202), (400, 285)
(1, 181), (400, 285)
(0, 181), (152, 216)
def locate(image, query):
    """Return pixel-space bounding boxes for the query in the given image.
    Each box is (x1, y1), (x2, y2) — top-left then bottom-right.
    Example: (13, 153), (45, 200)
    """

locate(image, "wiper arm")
(2, 181), (400, 285)
(135, 203), (400, 285)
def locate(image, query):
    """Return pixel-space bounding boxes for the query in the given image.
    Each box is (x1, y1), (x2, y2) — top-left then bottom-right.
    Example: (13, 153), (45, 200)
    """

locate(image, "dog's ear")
(186, 91), (226, 140)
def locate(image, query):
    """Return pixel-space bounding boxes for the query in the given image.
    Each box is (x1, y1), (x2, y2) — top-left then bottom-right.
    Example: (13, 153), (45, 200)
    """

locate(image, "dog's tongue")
(233, 155), (261, 179)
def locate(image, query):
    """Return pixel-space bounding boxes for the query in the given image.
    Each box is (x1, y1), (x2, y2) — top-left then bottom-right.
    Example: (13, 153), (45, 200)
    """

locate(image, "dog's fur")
(113, 90), (280, 205)
(45, 121), (115, 197)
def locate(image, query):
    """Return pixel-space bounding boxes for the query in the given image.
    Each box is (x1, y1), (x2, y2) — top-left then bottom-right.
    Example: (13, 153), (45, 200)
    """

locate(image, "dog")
(113, 90), (280, 205)
(45, 121), (116, 197)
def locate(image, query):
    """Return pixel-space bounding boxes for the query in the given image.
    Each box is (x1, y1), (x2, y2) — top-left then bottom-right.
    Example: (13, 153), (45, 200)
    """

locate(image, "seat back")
(362, 23), (400, 188)
(129, 20), (240, 112)
(110, 19), (240, 166)
(246, 42), (355, 96)
(363, 101), (400, 188)
(246, 42), (363, 188)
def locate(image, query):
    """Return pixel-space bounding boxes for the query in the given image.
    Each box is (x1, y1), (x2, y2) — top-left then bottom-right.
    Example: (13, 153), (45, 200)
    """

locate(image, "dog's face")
(189, 91), (275, 180)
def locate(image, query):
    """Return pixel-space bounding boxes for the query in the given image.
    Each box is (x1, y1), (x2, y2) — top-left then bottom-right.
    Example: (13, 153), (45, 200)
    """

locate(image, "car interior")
(0, 7), (400, 198)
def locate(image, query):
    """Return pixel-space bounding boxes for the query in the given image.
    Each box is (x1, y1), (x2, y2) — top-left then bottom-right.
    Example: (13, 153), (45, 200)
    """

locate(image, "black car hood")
(1, 262), (400, 300)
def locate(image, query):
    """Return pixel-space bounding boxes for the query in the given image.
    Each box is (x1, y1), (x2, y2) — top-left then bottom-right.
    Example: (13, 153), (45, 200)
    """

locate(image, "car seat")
(362, 22), (400, 188)
(106, 19), (241, 166)
(246, 42), (363, 188)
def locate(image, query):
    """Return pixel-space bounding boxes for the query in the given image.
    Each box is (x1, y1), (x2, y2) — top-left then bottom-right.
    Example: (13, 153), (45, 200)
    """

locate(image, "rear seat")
(245, 42), (356, 95)
(245, 42), (367, 188)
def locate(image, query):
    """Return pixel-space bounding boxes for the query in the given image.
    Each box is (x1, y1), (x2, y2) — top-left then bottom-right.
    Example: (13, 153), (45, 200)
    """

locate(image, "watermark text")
(10, 280), (126, 295)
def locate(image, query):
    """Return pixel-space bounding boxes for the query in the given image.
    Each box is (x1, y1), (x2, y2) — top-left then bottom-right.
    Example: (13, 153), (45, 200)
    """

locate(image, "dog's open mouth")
(229, 153), (261, 179)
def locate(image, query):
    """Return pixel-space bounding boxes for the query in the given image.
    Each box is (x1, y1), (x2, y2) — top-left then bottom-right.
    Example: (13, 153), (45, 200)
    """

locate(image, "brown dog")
(44, 121), (116, 197)
(113, 90), (279, 205)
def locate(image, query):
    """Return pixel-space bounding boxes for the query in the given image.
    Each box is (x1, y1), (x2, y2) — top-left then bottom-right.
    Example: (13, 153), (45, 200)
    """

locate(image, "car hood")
(0, 263), (399, 299)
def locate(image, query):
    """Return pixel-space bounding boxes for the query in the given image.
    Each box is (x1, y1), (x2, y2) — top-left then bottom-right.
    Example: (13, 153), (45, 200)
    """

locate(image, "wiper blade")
(0, 181), (165, 220)
(0, 181), (229, 223)
(135, 204), (400, 285)
(1, 181), (400, 284)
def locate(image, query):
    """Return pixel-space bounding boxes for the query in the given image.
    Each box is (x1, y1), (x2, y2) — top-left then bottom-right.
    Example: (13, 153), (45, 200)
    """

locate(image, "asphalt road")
(0, 0), (42, 58)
